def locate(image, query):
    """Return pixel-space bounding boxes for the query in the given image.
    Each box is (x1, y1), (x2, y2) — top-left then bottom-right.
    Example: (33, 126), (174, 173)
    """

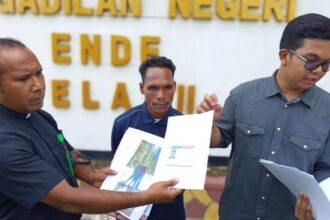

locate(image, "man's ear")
(279, 49), (290, 67)
(139, 82), (144, 94)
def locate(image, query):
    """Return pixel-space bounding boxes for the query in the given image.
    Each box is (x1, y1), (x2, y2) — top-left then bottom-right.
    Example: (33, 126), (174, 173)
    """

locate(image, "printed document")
(154, 110), (214, 189)
(101, 111), (214, 219)
(260, 159), (330, 220)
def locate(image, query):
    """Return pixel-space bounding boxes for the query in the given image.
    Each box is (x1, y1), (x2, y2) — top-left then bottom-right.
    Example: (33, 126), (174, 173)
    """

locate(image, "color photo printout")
(101, 111), (214, 219)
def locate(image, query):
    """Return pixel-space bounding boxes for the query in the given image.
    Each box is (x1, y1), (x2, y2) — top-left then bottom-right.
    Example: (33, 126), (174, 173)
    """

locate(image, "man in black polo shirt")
(111, 56), (185, 220)
(0, 38), (183, 220)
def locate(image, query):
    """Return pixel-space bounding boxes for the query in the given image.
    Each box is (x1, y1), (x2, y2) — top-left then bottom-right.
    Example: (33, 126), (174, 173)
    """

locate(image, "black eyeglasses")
(288, 49), (330, 72)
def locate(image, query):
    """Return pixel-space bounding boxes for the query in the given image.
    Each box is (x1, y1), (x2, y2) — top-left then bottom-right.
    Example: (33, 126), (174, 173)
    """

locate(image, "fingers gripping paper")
(101, 111), (214, 219)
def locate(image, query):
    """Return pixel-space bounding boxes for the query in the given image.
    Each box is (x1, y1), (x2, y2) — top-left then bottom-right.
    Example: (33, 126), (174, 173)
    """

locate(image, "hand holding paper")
(101, 111), (214, 219)
(295, 193), (314, 220)
(260, 159), (330, 220)
(146, 179), (183, 203)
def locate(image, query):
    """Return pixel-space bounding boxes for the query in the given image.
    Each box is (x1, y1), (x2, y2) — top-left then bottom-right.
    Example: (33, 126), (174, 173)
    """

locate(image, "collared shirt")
(217, 73), (330, 220)
(0, 104), (80, 220)
(111, 102), (185, 220)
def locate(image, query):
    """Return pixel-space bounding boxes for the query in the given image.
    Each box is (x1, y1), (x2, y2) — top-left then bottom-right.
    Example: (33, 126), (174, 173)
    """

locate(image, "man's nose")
(157, 89), (165, 99)
(31, 76), (44, 91)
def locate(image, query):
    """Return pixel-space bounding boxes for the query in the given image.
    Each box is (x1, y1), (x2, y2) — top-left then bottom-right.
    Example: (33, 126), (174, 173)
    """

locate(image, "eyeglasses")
(288, 49), (330, 72)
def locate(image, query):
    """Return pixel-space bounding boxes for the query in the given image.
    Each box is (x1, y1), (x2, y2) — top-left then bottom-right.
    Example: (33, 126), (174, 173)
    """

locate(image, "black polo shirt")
(0, 104), (80, 220)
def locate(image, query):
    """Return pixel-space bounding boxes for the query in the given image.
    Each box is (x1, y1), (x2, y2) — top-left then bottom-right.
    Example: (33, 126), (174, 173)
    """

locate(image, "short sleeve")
(0, 133), (64, 209)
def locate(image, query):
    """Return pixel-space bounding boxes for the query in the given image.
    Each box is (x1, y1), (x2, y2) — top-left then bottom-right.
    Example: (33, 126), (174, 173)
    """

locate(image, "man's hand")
(295, 193), (314, 220)
(139, 214), (148, 220)
(197, 93), (223, 146)
(196, 93), (222, 122)
(75, 162), (117, 189)
(109, 179), (181, 219)
(90, 167), (117, 188)
(145, 179), (183, 204)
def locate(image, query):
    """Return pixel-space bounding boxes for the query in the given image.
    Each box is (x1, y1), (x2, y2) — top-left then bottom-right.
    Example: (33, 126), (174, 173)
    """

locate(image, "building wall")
(1, 0), (329, 157)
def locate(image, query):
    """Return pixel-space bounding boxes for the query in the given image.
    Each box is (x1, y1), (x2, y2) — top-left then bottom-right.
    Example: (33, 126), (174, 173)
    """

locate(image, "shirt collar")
(300, 86), (317, 108)
(264, 71), (282, 98)
(141, 102), (173, 126)
(0, 104), (31, 119)
(266, 70), (316, 108)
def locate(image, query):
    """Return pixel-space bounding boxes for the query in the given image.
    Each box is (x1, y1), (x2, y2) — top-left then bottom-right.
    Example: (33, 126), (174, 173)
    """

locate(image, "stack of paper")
(260, 159), (330, 220)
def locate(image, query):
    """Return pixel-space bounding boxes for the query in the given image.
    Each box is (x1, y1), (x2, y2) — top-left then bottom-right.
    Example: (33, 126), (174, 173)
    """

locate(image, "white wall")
(1, 0), (329, 156)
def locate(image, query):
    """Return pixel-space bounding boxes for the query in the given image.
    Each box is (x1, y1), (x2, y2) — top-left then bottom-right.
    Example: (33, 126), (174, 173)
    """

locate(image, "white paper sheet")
(320, 177), (330, 201)
(260, 159), (330, 220)
(153, 110), (214, 189)
(101, 128), (165, 220)
(101, 111), (214, 219)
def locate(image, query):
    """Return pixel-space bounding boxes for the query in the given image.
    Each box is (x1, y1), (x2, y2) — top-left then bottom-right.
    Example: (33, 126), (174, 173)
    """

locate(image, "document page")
(101, 128), (165, 219)
(260, 159), (330, 220)
(153, 110), (214, 189)
(101, 111), (214, 219)
(320, 177), (330, 201)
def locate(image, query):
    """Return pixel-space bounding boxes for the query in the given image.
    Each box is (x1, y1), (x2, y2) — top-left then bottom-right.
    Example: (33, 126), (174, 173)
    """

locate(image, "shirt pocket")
(236, 121), (266, 136)
(290, 135), (322, 151)
(288, 135), (322, 171)
(236, 121), (266, 157)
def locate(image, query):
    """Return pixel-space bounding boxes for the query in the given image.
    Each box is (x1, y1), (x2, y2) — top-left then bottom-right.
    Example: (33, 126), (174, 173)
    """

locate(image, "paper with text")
(101, 111), (214, 219)
(101, 128), (165, 219)
(154, 110), (214, 189)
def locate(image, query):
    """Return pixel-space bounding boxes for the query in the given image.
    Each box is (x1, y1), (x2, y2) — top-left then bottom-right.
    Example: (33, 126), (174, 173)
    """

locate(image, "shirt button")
(262, 196), (266, 200)
(266, 173), (270, 177)
(247, 130), (251, 134)
(257, 217), (261, 220)
(284, 104), (288, 108)
(277, 127), (281, 131)
(304, 145), (308, 149)
(271, 151), (275, 155)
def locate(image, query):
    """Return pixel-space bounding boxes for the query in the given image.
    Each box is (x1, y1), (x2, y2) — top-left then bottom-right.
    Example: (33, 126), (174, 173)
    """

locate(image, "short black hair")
(280, 13), (330, 50)
(0, 38), (27, 75)
(139, 56), (176, 82)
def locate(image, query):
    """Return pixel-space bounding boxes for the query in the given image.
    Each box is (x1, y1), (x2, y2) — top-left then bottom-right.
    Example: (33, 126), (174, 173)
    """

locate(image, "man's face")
(0, 47), (45, 113)
(279, 39), (330, 94)
(140, 67), (176, 118)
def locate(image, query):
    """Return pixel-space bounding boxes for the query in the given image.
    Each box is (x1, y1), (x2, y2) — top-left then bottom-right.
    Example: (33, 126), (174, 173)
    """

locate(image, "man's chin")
(151, 109), (169, 118)
(154, 105), (170, 112)
(28, 103), (44, 112)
